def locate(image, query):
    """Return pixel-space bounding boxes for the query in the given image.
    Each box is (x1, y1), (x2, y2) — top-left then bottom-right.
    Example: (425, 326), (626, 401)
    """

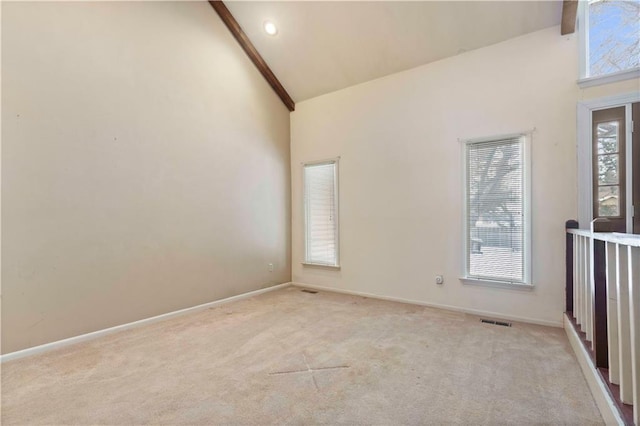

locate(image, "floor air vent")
(480, 319), (512, 327)
(301, 289), (318, 294)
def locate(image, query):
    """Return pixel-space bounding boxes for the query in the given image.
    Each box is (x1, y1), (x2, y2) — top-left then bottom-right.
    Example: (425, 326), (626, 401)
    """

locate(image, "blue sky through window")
(588, 0), (640, 76)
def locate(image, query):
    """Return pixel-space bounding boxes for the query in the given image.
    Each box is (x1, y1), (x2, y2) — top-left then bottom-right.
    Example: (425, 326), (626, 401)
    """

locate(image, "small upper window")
(580, 0), (640, 81)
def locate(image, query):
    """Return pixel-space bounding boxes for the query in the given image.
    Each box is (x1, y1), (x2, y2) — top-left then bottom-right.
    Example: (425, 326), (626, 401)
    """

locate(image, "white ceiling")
(225, 1), (562, 103)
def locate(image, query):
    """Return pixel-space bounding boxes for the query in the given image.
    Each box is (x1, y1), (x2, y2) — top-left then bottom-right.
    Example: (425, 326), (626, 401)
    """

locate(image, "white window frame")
(460, 133), (532, 289)
(577, 0), (640, 88)
(302, 157), (340, 269)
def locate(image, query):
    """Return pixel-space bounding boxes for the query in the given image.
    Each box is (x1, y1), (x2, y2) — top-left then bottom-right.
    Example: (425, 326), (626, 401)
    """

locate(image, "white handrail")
(567, 229), (640, 248)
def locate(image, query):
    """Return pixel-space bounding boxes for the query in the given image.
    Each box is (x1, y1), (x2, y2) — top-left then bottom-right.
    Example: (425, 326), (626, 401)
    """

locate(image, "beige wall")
(291, 26), (638, 327)
(1, 1), (291, 353)
(580, 78), (640, 101)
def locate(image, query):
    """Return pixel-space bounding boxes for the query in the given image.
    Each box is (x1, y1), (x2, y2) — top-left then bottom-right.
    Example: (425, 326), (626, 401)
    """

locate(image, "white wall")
(2, 1), (291, 353)
(291, 26), (637, 327)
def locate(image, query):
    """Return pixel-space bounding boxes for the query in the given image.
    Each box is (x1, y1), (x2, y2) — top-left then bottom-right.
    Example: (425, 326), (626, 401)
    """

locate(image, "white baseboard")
(291, 282), (564, 328)
(1, 282), (292, 363)
(563, 314), (624, 426)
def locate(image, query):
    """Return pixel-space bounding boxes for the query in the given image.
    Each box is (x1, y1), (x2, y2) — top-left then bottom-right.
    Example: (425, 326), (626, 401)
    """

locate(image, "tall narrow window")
(464, 136), (529, 285)
(592, 106), (626, 232)
(304, 159), (339, 267)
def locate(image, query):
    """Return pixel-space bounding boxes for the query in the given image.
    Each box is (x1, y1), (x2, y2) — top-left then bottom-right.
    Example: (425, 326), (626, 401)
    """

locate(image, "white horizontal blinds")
(304, 161), (338, 266)
(466, 137), (524, 283)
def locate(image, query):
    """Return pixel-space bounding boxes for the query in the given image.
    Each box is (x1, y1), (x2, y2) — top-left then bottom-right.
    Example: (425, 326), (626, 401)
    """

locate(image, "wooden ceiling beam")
(561, 0), (579, 35)
(208, 1), (295, 112)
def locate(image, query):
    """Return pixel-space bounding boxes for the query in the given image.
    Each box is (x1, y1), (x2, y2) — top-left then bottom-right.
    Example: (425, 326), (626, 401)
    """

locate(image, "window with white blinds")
(304, 160), (339, 267)
(464, 136), (529, 284)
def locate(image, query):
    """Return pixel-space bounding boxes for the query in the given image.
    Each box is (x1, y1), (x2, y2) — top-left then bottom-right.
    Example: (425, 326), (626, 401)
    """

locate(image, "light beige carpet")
(2, 286), (602, 425)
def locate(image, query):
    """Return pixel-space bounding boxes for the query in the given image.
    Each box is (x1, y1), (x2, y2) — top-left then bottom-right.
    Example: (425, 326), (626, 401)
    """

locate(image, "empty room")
(2, 0), (639, 424)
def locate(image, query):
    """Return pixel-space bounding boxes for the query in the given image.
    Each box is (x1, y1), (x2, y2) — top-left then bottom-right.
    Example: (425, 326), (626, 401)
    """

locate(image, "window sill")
(460, 277), (533, 291)
(302, 262), (341, 270)
(578, 68), (640, 89)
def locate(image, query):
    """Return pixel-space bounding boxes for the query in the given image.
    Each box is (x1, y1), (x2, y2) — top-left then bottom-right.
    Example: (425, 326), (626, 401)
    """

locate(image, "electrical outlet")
(268, 263), (274, 272)
(435, 275), (444, 285)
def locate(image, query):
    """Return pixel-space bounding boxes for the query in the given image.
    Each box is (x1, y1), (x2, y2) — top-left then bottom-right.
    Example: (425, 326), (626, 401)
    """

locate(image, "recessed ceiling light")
(263, 21), (278, 36)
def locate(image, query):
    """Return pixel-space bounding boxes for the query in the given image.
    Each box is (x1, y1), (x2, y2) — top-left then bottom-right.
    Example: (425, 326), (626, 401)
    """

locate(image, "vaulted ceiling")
(224, 1), (563, 103)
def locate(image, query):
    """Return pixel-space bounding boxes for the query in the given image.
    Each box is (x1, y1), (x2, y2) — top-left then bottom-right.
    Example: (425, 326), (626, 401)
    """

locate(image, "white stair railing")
(567, 223), (640, 426)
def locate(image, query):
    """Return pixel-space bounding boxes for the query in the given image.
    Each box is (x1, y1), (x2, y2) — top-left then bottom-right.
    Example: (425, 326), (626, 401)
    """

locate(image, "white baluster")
(627, 246), (640, 426)
(617, 243), (633, 404)
(605, 241), (619, 385)
(574, 235), (578, 320)
(577, 236), (584, 327)
(585, 237), (596, 344)
(582, 235), (588, 331)
(584, 236), (591, 337)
